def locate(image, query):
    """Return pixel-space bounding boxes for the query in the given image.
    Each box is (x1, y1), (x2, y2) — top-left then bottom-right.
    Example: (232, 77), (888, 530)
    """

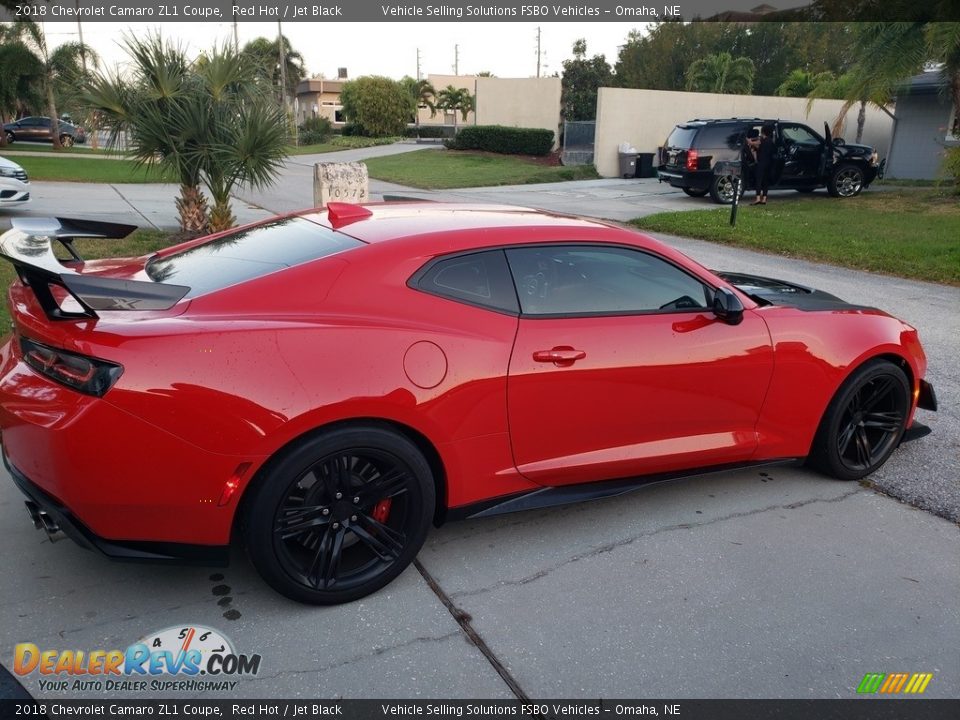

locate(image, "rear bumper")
(3, 449), (227, 565)
(0, 336), (248, 547)
(658, 169), (711, 190)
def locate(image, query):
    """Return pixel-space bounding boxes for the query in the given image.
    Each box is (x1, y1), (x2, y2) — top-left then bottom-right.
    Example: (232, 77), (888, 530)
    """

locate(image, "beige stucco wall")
(475, 77), (562, 144)
(419, 75), (562, 147)
(594, 87), (894, 178)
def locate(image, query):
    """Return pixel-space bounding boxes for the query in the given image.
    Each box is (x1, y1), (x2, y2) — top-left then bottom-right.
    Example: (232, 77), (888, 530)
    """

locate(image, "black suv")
(3, 116), (86, 147)
(658, 118), (884, 203)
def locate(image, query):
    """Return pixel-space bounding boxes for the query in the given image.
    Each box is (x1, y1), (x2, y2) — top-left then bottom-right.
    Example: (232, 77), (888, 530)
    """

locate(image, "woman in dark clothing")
(740, 128), (760, 192)
(752, 124), (775, 205)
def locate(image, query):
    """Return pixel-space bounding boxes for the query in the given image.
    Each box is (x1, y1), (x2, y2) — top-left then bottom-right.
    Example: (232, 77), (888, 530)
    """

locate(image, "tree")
(400, 77), (436, 134)
(0, 37), (43, 145)
(685, 52), (755, 94)
(2, 20), (95, 148)
(560, 39), (612, 121)
(435, 85), (475, 129)
(86, 34), (288, 233)
(614, 21), (855, 96)
(240, 35), (306, 104)
(777, 69), (839, 98)
(843, 20), (960, 140)
(340, 76), (414, 137)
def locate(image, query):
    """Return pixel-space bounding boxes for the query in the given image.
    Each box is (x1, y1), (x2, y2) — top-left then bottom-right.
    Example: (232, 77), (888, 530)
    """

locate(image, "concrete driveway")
(0, 147), (957, 701)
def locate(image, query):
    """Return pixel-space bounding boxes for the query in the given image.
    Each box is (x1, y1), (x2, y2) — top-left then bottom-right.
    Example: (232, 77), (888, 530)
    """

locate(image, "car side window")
(505, 245), (711, 317)
(781, 125), (820, 145)
(412, 250), (519, 314)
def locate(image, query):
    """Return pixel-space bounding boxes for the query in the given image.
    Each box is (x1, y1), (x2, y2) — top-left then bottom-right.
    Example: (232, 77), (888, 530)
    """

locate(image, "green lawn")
(0, 230), (172, 328)
(364, 150), (599, 189)
(630, 191), (960, 285)
(12, 155), (174, 183)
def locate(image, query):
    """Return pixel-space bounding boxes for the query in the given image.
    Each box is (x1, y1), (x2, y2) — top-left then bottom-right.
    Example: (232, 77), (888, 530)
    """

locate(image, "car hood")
(836, 142), (874, 157)
(715, 271), (879, 312)
(0, 155), (25, 172)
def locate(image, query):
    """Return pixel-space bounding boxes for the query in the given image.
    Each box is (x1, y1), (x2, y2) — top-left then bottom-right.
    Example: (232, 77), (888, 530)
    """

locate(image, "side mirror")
(713, 287), (744, 325)
(833, 137), (846, 146)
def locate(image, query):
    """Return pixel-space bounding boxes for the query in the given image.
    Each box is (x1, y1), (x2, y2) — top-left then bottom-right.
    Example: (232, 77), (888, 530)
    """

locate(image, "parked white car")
(0, 155), (30, 206)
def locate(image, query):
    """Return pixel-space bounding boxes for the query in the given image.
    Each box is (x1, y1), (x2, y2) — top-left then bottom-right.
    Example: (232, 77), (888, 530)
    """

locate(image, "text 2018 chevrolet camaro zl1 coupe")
(0, 204), (937, 604)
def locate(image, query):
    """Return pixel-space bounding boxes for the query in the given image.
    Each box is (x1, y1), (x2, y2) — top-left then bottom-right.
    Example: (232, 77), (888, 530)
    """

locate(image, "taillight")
(20, 337), (123, 397)
(685, 149), (699, 172)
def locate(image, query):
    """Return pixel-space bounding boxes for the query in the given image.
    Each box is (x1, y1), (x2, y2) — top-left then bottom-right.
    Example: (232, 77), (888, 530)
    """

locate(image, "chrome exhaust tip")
(24, 500), (62, 539)
(24, 500), (42, 530)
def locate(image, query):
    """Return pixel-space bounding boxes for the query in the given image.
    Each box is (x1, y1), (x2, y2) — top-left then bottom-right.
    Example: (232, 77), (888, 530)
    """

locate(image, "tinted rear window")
(665, 126), (698, 148)
(696, 125), (745, 149)
(146, 217), (362, 297)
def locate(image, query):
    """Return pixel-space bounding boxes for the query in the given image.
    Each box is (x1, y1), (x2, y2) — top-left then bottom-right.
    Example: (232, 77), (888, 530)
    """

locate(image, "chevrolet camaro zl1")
(0, 203), (937, 603)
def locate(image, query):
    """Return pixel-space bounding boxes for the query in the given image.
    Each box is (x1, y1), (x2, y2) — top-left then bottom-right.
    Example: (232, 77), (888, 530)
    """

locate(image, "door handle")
(532, 347), (586, 364)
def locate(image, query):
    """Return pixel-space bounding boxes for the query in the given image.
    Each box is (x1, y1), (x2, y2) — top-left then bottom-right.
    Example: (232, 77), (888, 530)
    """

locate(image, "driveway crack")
(451, 488), (864, 601)
(414, 559), (530, 701)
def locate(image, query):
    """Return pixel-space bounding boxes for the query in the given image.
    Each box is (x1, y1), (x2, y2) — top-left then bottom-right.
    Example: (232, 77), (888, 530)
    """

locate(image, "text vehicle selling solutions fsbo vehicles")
(0, 203), (936, 603)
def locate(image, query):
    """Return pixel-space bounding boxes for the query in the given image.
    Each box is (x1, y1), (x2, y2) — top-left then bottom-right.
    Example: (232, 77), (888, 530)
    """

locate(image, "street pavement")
(0, 143), (957, 701)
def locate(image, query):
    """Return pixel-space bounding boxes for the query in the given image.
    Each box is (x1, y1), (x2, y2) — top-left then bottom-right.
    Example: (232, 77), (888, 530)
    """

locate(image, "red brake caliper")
(372, 499), (392, 523)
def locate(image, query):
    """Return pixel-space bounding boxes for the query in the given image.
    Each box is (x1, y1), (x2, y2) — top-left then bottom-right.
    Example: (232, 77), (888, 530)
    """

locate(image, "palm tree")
(436, 85), (475, 130)
(409, 79), (436, 136)
(3, 20), (94, 149)
(0, 37), (43, 145)
(685, 52), (755, 95)
(804, 71), (895, 144)
(85, 35), (287, 234)
(841, 21), (960, 141)
(240, 35), (306, 105)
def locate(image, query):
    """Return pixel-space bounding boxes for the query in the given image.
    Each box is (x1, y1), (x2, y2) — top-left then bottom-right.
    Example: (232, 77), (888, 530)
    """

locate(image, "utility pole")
(453, 44), (459, 76)
(416, 48), (421, 81)
(277, 21), (287, 113)
(536, 26), (542, 78)
(232, 11), (239, 52)
(76, 0), (96, 148)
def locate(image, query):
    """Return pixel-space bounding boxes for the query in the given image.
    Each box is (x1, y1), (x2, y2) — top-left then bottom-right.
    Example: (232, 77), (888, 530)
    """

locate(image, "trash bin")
(618, 152), (638, 178)
(637, 152), (655, 178)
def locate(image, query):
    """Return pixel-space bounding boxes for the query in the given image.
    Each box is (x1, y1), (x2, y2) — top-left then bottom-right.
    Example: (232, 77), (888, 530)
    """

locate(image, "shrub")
(339, 76), (415, 137)
(298, 116), (333, 145)
(943, 146), (960, 192)
(403, 125), (452, 139)
(446, 125), (554, 156)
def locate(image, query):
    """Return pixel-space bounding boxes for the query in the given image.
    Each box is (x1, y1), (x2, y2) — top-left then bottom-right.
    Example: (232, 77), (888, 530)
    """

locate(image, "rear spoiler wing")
(0, 217), (189, 320)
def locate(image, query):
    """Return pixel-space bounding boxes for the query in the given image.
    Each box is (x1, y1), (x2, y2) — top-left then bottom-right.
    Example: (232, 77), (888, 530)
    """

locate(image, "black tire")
(242, 425), (435, 604)
(4, 131), (13, 144)
(59, 134), (74, 148)
(682, 187), (710, 197)
(827, 163), (864, 198)
(808, 360), (910, 481)
(709, 174), (743, 204)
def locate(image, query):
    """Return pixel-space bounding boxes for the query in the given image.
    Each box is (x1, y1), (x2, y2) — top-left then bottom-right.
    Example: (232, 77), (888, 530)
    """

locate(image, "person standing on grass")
(741, 128), (760, 193)
(752, 124), (775, 205)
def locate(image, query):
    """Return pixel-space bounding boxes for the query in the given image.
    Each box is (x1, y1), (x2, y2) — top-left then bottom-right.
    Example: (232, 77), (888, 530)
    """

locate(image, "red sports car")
(0, 204), (937, 604)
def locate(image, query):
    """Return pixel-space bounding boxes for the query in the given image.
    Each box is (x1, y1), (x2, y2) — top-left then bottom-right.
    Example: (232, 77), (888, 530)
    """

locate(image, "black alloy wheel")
(243, 426), (434, 604)
(809, 360), (910, 480)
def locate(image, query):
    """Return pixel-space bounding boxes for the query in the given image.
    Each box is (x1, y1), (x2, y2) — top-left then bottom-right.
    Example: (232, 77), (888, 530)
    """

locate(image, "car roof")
(298, 202), (617, 245)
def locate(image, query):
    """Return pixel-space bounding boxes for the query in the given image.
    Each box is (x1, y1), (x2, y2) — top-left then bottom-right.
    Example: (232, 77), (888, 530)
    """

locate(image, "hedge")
(446, 125), (554, 156)
(403, 125), (454, 139)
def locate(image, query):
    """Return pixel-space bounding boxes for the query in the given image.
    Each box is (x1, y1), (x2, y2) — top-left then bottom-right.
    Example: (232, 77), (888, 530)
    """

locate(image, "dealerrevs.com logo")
(14, 625), (261, 693)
